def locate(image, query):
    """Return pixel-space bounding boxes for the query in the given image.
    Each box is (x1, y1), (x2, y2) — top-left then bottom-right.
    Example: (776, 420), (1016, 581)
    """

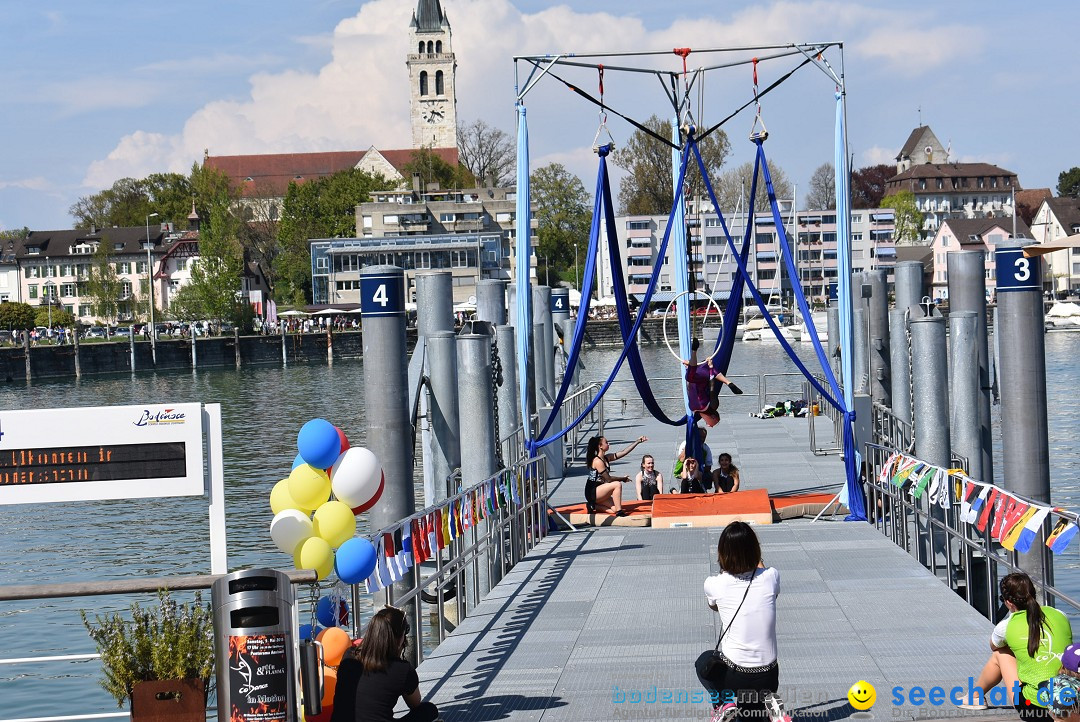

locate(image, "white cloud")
(84, 0), (983, 190)
(860, 146), (896, 166)
(0, 177), (51, 191)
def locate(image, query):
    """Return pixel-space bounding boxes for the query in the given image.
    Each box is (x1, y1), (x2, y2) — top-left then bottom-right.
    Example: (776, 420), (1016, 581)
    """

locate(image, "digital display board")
(0, 403), (204, 505)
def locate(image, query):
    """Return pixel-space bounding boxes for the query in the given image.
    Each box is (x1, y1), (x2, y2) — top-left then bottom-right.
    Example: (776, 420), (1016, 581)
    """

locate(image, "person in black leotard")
(585, 435), (647, 516)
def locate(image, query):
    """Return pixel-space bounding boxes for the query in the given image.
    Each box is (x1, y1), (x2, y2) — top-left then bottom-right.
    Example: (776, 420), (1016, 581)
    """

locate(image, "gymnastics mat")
(650, 489), (773, 527)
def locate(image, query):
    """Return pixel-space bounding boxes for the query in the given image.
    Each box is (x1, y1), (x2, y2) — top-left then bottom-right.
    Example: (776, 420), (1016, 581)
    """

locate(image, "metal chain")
(491, 333), (505, 469)
(307, 583), (320, 634)
(905, 307), (916, 453)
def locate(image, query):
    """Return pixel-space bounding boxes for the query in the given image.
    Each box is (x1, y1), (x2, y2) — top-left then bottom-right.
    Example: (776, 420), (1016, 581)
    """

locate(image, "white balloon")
(270, 509), (314, 555)
(330, 447), (382, 508)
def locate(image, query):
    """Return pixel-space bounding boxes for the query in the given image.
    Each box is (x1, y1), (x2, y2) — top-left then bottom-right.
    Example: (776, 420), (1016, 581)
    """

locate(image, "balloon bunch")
(269, 419), (381, 582)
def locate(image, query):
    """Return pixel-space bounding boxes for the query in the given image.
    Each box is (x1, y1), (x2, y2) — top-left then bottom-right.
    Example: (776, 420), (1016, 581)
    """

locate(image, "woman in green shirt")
(963, 572), (1072, 719)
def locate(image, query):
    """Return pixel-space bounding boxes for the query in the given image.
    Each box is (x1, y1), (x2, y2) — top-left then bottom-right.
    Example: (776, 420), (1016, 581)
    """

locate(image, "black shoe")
(692, 338), (700, 351)
(614, 509), (628, 517)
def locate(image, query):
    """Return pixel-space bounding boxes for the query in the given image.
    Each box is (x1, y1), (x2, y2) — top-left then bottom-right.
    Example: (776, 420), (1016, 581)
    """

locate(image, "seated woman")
(635, 454), (664, 501)
(331, 606), (439, 722)
(712, 453), (741, 494)
(684, 339), (743, 427)
(697, 521), (781, 721)
(680, 457), (709, 495)
(961, 572), (1072, 718)
(585, 435), (647, 516)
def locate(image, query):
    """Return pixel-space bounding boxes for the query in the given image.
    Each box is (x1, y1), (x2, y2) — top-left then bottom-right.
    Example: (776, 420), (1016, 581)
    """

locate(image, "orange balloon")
(317, 626), (351, 667)
(321, 666), (338, 707)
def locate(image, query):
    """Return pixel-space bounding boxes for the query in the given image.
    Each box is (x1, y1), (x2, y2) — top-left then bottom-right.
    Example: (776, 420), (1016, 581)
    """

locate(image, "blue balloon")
(335, 537), (378, 585)
(297, 418), (341, 469)
(292, 453), (305, 470)
(299, 623), (322, 641)
(316, 595), (348, 627)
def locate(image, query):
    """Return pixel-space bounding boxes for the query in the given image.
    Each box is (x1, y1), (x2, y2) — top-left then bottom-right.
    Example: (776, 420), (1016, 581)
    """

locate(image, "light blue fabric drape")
(515, 103), (532, 443)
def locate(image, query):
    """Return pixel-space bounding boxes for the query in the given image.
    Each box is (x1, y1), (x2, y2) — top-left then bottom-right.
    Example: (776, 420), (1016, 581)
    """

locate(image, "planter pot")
(130, 679), (206, 722)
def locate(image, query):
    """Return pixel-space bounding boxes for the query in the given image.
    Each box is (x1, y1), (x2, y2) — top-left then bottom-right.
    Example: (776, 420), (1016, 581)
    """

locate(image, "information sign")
(995, 247), (1041, 293)
(360, 272), (405, 317)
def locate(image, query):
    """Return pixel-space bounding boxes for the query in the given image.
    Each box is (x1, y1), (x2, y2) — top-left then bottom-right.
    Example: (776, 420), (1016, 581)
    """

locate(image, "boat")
(1046, 301), (1080, 331)
(798, 312), (829, 344)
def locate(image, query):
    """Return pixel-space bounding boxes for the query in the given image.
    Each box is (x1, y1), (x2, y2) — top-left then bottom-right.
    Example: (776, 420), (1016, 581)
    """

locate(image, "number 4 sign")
(360, 272), (405, 317)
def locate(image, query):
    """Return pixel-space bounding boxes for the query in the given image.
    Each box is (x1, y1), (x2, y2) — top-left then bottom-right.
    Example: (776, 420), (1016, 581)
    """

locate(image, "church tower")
(408, 0), (457, 149)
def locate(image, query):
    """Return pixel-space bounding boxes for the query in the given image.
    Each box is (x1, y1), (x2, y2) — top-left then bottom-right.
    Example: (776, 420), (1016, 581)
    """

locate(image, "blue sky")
(2, 0), (1077, 231)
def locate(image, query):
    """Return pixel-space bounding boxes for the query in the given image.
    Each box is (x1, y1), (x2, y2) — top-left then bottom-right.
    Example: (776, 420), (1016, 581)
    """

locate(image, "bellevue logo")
(133, 408), (187, 427)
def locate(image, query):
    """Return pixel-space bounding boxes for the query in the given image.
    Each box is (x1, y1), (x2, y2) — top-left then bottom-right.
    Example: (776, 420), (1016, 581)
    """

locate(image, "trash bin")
(212, 568), (298, 722)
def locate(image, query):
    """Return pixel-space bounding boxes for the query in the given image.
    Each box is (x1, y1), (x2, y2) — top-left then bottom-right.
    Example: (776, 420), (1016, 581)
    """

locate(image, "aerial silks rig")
(513, 43), (867, 521)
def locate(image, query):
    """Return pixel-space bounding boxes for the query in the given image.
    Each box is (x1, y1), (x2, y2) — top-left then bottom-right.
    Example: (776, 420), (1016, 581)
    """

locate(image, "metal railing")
(360, 455), (550, 666)
(562, 382), (604, 462)
(862, 441), (1080, 621)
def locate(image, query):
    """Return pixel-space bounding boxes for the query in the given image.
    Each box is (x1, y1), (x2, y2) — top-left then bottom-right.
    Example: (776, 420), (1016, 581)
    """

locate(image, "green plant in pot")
(81, 590), (215, 719)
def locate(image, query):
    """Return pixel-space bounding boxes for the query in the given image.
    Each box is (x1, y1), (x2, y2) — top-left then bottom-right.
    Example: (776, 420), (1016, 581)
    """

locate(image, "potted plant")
(81, 590), (215, 721)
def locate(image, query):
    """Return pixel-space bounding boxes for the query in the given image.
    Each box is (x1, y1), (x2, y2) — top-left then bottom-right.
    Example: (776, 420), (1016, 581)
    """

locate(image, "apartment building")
(310, 186), (536, 305)
(601, 207), (897, 307)
(1029, 197), (1080, 295)
(927, 217), (1031, 300)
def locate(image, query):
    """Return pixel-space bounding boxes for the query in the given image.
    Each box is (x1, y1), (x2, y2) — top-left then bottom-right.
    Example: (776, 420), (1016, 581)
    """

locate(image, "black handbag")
(700, 570), (756, 678)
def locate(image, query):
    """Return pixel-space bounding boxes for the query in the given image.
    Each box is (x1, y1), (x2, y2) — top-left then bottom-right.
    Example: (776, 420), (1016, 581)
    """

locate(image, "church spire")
(411, 0), (449, 32)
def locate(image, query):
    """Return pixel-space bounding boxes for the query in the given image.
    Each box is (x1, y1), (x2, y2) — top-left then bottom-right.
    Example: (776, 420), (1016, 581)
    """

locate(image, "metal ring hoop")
(662, 290), (724, 364)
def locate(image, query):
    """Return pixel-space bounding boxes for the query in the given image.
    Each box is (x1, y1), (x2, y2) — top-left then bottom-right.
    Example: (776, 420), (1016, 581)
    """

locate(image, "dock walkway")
(415, 415), (1005, 721)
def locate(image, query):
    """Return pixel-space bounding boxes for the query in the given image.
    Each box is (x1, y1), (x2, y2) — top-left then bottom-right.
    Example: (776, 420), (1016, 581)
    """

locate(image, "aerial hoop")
(662, 290), (723, 363)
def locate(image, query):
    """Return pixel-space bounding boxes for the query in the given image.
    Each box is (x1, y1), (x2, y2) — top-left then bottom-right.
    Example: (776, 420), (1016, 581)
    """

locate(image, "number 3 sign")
(995, 247), (1040, 293)
(360, 272), (405, 316)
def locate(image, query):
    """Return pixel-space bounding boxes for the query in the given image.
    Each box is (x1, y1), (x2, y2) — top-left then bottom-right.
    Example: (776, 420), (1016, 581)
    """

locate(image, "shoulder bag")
(699, 570), (756, 678)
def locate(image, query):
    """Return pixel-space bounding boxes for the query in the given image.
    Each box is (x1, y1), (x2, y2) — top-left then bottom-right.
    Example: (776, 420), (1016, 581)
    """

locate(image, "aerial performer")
(684, 339), (743, 426)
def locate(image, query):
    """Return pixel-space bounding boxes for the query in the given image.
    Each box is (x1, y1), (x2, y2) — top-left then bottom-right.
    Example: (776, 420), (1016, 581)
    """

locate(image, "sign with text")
(0, 403), (204, 505)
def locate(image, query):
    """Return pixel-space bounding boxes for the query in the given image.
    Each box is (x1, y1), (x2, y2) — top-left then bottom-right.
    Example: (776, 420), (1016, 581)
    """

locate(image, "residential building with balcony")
(310, 186), (536, 305)
(601, 207), (897, 308)
(927, 217), (1031, 301)
(1029, 197), (1080, 295)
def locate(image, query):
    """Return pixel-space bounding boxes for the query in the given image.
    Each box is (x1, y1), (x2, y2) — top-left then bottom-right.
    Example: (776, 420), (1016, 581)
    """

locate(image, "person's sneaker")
(763, 692), (790, 722)
(712, 701), (737, 722)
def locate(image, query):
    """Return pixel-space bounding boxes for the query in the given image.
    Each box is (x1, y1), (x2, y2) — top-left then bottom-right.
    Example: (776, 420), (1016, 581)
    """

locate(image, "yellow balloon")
(288, 465), (331, 510)
(313, 501), (357, 549)
(294, 537), (334, 581)
(271, 478), (311, 515)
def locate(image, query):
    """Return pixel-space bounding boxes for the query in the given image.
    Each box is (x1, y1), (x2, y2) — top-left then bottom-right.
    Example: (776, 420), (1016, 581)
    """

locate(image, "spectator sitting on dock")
(677, 427), (714, 481)
(1048, 643), (1080, 721)
(585, 435), (647, 517)
(635, 454), (664, 501)
(331, 606), (439, 722)
(697, 521), (781, 721)
(712, 453), (741, 494)
(680, 457), (709, 495)
(959, 572), (1072, 717)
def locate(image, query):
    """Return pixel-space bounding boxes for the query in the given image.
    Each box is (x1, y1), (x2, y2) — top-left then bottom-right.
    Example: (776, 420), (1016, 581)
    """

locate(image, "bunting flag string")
(876, 452), (1079, 556)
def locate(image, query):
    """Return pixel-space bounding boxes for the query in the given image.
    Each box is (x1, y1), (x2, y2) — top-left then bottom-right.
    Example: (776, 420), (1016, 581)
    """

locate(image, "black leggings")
(695, 651), (779, 718)
(396, 701), (440, 722)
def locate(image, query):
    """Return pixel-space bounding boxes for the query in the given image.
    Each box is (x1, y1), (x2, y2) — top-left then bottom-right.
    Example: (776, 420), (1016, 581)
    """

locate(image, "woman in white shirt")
(697, 521), (781, 721)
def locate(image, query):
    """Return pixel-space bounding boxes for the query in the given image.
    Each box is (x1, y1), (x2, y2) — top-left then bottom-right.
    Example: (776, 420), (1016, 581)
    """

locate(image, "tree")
(712, 160), (794, 214)
(612, 116), (730, 214)
(84, 238), (125, 324)
(69, 173), (193, 229)
(35, 305), (74, 328)
(181, 167), (246, 326)
(0, 227), (29, 242)
(402, 148), (474, 191)
(530, 163), (592, 287)
(851, 164), (895, 209)
(1057, 167), (1080, 198)
(457, 120), (515, 187)
(805, 163), (836, 210)
(881, 190), (924, 244)
(0, 302), (36, 331)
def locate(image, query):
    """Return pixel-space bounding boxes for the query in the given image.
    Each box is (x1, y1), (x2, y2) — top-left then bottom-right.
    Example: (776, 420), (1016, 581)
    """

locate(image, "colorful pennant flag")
(1002, 506), (1040, 551)
(1013, 507), (1052, 554)
(976, 488), (1000, 532)
(1048, 520), (1079, 555)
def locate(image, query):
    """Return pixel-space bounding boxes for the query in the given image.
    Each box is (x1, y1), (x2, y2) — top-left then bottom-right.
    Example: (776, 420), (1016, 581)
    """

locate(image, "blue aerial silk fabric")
(515, 104), (533, 446)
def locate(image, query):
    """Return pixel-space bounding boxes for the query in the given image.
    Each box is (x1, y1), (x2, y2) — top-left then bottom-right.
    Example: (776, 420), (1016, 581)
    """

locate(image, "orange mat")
(551, 500), (652, 528)
(650, 489), (773, 527)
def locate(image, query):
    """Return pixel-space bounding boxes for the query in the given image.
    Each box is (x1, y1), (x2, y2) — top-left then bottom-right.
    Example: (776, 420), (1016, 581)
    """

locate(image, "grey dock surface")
(416, 414), (1005, 721)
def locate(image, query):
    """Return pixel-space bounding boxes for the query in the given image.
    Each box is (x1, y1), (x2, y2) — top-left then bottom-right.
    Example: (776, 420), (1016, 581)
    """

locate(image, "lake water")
(2, 335), (1080, 716)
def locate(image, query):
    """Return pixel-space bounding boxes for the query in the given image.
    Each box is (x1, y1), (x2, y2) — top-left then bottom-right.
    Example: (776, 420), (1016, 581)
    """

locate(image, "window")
(435, 70), (444, 95)
(706, 255), (722, 263)
(626, 220), (650, 230)
(121, 281), (132, 298)
(29, 285), (37, 299)
(24, 266), (39, 278)
(27, 247), (40, 255)
(705, 218), (721, 227)
(79, 305), (90, 318)
(383, 214), (399, 225)
(336, 280), (360, 291)
(176, 259), (187, 271)
(851, 214), (863, 223)
(756, 232), (774, 244)
(628, 257), (651, 267)
(363, 215), (373, 229)
(416, 251), (431, 269)
(419, 71), (428, 96)
(114, 243), (124, 251)
(821, 215), (836, 225)
(117, 262), (131, 275)
(496, 212), (512, 223)
(61, 283), (76, 297)
(451, 250), (468, 268)
(315, 257), (329, 270)
(440, 213), (455, 222)
(137, 261), (148, 274)
(758, 269), (776, 280)
(436, 40), (442, 53)
(705, 235), (722, 246)
(61, 264), (74, 277)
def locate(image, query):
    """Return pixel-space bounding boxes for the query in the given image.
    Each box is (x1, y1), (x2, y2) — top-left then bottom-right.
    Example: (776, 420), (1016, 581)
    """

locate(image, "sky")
(2, 0), (1078, 232)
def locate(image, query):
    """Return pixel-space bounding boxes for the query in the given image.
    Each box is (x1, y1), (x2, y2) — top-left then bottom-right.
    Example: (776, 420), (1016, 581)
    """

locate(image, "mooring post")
(909, 315), (951, 571)
(457, 332), (496, 602)
(23, 333), (31, 382)
(894, 260), (924, 314)
(508, 282), (536, 424)
(889, 308), (912, 426)
(428, 331), (460, 505)
(948, 312), (980, 475)
(946, 250), (993, 484)
(826, 301), (840, 377)
(496, 325), (521, 461)
(533, 286), (555, 406)
(234, 328), (241, 369)
(416, 270), (453, 507)
(852, 303), (868, 395)
(360, 265), (417, 657)
(532, 321), (547, 428)
(476, 279), (507, 326)
(281, 320), (287, 367)
(326, 321), (333, 366)
(866, 269), (890, 406)
(191, 328), (197, 372)
(995, 241), (1053, 586)
(72, 326), (81, 379)
(129, 332), (136, 372)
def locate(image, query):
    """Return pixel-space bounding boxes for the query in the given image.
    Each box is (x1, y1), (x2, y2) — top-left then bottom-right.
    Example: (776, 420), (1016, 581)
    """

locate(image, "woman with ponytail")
(961, 572), (1072, 719)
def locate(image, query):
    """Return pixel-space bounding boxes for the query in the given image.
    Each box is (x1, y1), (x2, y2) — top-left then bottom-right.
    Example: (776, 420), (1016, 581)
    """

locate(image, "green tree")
(181, 168), (246, 326)
(403, 148), (474, 191)
(0, 302), (36, 331)
(35, 305), (74, 328)
(881, 190), (924, 244)
(69, 173), (193, 229)
(612, 116), (731, 215)
(806, 163), (836, 210)
(85, 238), (125, 324)
(713, 159), (794, 213)
(530, 163), (592, 287)
(1057, 167), (1080, 198)
(0, 227), (29, 242)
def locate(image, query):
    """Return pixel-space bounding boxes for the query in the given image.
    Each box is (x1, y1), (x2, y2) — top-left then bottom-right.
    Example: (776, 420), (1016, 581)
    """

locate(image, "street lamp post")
(146, 213), (159, 364)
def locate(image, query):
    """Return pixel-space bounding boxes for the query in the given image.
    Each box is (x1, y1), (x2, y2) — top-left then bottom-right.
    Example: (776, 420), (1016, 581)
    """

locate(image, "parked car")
(84, 327), (107, 339)
(115, 326), (132, 338)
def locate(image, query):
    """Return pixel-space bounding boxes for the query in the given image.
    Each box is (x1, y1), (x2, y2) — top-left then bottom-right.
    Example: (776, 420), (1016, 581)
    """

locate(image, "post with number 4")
(994, 240), (1053, 584)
